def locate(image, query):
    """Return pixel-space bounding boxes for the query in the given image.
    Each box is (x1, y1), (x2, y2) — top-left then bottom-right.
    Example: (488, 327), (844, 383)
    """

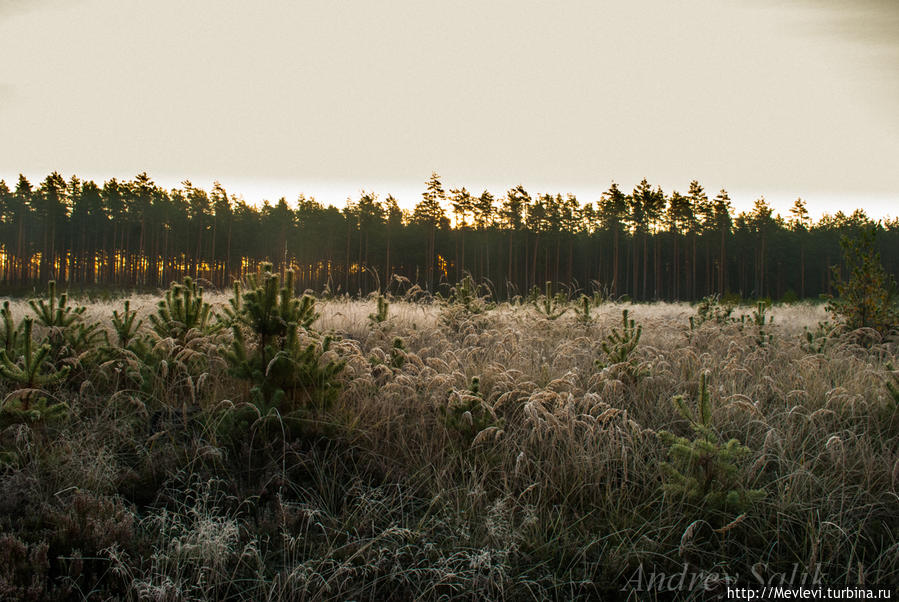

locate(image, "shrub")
(46, 491), (136, 592)
(886, 362), (899, 408)
(0, 534), (53, 601)
(780, 289), (799, 304)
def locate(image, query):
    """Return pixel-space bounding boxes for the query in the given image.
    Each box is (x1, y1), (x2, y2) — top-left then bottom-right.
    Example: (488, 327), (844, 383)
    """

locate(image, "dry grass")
(0, 295), (896, 600)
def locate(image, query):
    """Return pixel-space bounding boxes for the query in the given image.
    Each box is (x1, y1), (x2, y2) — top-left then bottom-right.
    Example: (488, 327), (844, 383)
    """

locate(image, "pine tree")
(597, 309), (641, 364)
(224, 263), (342, 412)
(747, 301), (773, 347)
(628, 179), (651, 300)
(596, 309), (647, 382)
(599, 182), (628, 296)
(388, 336), (406, 369)
(659, 372), (765, 518)
(149, 276), (217, 341)
(827, 227), (898, 335)
(712, 190), (733, 295)
(29, 280), (101, 359)
(687, 180), (709, 299)
(0, 315), (71, 429)
(440, 376), (500, 447)
(0, 394), (69, 429)
(0, 311), (69, 427)
(788, 198), (811, 298)
(533, 281), (567, 320)
(369, 294), (389, 325)
(574, 295), (594, 325)
(237, 263), (318, 346)
(441, 274), (493, 315)
(667, 190), (692, 299)
(450, 187), (474, 280)
(413, 172), (447, 290)
(689, 294), (734, 330)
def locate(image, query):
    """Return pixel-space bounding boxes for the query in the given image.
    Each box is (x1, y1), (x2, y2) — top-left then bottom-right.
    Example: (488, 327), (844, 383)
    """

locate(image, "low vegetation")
(0, 253), (897, 599)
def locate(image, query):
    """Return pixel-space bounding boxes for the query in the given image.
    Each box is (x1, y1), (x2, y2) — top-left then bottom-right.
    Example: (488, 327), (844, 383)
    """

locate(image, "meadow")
(0, 275), (897, 600)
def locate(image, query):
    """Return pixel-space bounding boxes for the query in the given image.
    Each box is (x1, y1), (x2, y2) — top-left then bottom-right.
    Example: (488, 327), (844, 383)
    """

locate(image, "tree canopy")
(1, 171), (896, 302)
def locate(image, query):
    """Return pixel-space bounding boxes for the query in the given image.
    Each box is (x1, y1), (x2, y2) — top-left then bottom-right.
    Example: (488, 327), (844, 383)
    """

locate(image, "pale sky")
(1, 0), (897, 220)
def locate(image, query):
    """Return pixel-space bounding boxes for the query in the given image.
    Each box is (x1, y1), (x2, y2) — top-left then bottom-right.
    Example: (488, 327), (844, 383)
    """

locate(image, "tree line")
(1, 171), (896, 301)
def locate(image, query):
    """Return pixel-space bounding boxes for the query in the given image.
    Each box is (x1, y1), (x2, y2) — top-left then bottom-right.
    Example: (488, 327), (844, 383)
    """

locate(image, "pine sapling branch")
(574, 295), (593, 325)
(149, 277), (217, 341)
(29, 280), (86, 328)
(111, 300), (143, 348)
(1, 301), (19, 355)
(533, 281), (568, 320)
(369, 294), (389, 325)
(0, 318), (70, 389)
(596, 309), (647, 382)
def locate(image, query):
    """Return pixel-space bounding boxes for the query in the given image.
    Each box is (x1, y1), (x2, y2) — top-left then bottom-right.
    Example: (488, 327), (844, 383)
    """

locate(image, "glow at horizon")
(1, 0), (897, 219)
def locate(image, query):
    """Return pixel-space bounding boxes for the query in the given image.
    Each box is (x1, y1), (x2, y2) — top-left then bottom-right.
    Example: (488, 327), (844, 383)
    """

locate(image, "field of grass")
(0, 283), (897, 600)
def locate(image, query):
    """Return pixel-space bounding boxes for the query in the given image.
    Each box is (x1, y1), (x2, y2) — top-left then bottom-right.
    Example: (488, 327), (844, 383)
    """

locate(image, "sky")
(1, 0), (897, 220)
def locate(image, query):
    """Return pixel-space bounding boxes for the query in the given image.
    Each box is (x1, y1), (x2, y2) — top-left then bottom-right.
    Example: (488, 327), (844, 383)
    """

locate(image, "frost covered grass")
(0, 294), (896, 600)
